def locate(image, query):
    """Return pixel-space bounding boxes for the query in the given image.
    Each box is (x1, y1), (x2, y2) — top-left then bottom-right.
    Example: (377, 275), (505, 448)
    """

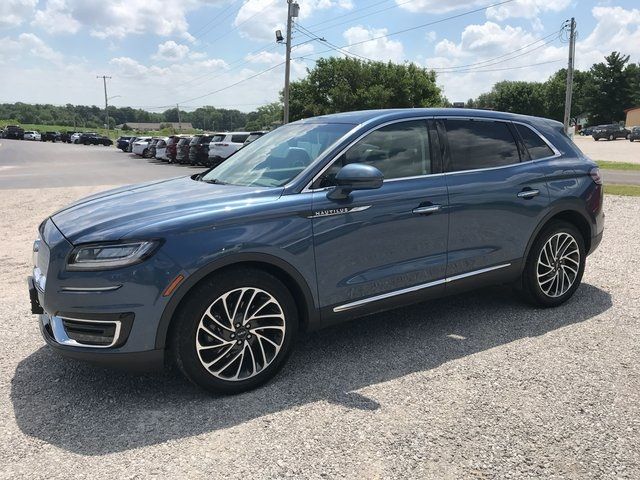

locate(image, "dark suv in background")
(176, 136), (193, 164)
(188, 134), (213, 165)
(29, 108), (604, 395)
(592, 124), (630, 141)
(3, 125), (25, 139)
(629, 127), (640, 142)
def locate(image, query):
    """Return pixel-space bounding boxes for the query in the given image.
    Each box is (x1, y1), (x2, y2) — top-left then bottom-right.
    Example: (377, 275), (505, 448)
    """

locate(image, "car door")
(310, 119), (449, 318)
(438, 117), (550, 288)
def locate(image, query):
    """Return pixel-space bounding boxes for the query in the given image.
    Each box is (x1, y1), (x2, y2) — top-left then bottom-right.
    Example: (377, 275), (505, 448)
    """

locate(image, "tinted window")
(231, 134), (249, 143)
(444, 119), (520, 171)
(317, 120), (431, 187)
(189, 136), (202, 146)
(515, 124), (554, 160)
(211, 134), (225, 142)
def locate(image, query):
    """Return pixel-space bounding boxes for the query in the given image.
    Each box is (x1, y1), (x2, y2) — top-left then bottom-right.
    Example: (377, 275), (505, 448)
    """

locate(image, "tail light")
(589, 167), (603, 185)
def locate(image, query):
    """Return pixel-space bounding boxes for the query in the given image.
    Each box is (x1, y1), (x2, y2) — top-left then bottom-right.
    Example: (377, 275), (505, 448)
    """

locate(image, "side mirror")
(327, 163), (384, 200)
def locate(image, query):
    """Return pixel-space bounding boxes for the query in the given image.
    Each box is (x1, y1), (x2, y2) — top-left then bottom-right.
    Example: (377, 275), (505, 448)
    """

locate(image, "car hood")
(51, 176), (283, 244)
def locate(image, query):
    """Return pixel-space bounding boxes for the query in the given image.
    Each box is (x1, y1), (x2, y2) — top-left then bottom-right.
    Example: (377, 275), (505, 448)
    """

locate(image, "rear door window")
(443, 119), (520, 172)
(514, 124), (555, 160)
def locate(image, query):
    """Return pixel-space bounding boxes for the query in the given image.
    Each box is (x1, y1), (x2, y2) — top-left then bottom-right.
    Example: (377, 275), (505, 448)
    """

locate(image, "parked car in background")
(188, 134), (214, 166)
(28, 108), (604, 394)
(145, 138), (161, 158)
(580, 126), (596, 136)
(3, 125), (25, 140)
(244, 131), (267, 145)
(592, 124), (630, 141)
(24, 131), (42, 141)
(41, 131), (61, 142)
(127, 136), (139, 153)
(176, 136), (193, 164)
(116, 136), (133, 151)
(79, 133), (112, 146)
(154, 137), (170, 160)
(132, 137), (152, 156)
(208, 131), (250, 167)
(72, 132), (96, 144)
(164, 135), (182, 163)
(629, 126), (640, 142)
(60, 132), (74, 143)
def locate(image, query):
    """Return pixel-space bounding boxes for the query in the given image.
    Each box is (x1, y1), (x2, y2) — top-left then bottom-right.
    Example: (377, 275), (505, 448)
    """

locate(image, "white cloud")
(153, 41), (190, 61)
(486, 0), (571, 21)
(109, 57), (169, 78)
(0, 33), (64, 65)
(342, 26), (404, 62)
(31, 0), (81, 34)
(28, 0), (224, 40)
(396, 0), (570, 21)
(574, 6), (640, 69)
(233, 0), (353, 42)
(0, 0), (37, 27)
(424, 22), (564, 100)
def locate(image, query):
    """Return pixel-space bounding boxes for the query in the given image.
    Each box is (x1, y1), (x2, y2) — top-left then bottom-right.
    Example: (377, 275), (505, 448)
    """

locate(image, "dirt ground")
(573, 135), (640, 163)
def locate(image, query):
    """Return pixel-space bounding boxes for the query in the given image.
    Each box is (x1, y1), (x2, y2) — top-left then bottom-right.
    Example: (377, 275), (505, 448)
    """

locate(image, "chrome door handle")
(413, 204), (441, 215)
(517, 189), (540, 199)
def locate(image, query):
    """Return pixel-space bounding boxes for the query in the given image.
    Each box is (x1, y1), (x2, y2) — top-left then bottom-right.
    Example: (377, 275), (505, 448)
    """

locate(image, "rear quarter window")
(231, 134), (249, 143)
(515, 124), (555, 160)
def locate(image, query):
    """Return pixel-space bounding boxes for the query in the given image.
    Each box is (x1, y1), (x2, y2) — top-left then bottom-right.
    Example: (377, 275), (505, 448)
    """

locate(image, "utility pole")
(282, 1), (299, 124)
(176, 103), (182, 131)
(97, 75), (112, 133)
(563, 17), (576, 134)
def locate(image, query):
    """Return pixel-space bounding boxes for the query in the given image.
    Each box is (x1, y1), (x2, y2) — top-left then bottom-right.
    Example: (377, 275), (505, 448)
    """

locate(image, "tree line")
(468, 52), (640, 125)
(2, 52), (637, 132)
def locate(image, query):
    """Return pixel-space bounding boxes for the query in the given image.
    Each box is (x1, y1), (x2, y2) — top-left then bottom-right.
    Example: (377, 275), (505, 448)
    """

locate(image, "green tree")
(542, 69), (591, 122)
(476, 81), (547, 117)
(244, 102), (282, 130)
(288, 57), (444, 121)
(587, 51), (632, 124)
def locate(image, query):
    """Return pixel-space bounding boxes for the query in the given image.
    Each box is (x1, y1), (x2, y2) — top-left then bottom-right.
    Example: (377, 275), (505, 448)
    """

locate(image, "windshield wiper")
(202, 178), (228, 185)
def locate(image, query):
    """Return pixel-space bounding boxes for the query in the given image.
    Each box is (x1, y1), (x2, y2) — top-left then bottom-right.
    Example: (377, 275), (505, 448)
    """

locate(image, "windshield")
(201, 123), (353, 187)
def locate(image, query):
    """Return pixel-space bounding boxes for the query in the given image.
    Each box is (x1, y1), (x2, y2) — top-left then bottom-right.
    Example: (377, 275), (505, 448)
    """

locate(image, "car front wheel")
(171, 268), (298, 394)
(521, 221), (585, 308)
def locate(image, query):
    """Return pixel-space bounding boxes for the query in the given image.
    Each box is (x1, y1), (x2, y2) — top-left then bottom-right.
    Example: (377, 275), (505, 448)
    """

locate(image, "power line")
(191, 0), (243, 40)
(331, 0), (517, 51)
(294, 24), (375, 62)
(306, 0), (417, 32)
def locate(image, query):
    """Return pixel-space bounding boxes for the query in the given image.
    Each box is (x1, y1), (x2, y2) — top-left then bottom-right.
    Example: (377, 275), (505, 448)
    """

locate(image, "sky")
(0, 0), (639, 113)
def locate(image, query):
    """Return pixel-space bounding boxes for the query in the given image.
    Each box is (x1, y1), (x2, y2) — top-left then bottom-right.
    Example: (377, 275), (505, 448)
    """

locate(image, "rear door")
(439, 117), (550, 284)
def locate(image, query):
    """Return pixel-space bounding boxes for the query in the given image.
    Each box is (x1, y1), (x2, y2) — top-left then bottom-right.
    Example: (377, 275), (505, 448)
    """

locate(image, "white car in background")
(154, 137), (170, 160)
(71, 132), (95, 144)
(23, 131), (41, 141)
(132, 137), (152, 156)
(208, 131), (250, 166)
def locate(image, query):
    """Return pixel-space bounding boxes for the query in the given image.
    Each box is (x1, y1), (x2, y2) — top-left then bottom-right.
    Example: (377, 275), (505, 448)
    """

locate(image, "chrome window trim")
(333, 263), (511, 312)
(439, 116), (562, 175)
(50, 315), (122, 349)
(302, 115), (562, 192)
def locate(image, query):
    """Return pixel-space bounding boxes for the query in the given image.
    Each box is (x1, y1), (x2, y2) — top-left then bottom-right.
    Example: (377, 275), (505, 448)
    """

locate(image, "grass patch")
(597, 160), (640, 171)
(604, 184), (640, 196)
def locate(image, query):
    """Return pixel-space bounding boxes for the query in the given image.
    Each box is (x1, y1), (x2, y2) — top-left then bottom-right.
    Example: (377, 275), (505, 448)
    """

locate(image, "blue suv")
(28, 109), (604, 394)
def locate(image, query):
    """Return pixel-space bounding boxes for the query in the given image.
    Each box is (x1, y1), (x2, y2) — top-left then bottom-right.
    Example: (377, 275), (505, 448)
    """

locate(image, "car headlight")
(67, 240), (161, 270)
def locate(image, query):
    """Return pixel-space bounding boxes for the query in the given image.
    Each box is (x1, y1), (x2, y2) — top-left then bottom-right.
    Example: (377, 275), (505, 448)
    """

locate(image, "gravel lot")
(573, 135), (640, 164)
(1, 142), (639, 479)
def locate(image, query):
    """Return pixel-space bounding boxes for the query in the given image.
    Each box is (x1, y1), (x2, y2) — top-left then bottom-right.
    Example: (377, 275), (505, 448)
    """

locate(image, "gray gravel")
(0, 144), (639, 478)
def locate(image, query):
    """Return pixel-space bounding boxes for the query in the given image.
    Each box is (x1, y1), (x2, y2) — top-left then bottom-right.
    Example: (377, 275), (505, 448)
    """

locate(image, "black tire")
(171, 267), (298, 394)
(520, 220), (586, 308)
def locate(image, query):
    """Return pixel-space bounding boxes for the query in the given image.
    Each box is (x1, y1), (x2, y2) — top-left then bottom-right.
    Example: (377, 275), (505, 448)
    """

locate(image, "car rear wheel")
(521, 221), (585, 308)
(608, 134), (614, 141)
(171, 268), (298, 394)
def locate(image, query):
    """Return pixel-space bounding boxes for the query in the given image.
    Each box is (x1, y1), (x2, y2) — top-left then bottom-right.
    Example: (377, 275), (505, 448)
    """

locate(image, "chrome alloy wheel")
(195, 287), (286, 381)
(536, 232), (580, 298)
